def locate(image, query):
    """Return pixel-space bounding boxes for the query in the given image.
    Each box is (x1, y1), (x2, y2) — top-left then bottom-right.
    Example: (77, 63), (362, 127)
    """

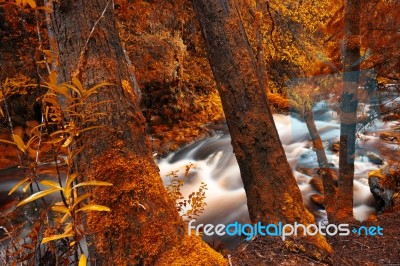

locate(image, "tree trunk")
(48, 0), (225, 264)
(335, 0), (361, 221)
(304, 109), (337, 220)
(267, 94), (338, 221)
(193, 0), (331, 254)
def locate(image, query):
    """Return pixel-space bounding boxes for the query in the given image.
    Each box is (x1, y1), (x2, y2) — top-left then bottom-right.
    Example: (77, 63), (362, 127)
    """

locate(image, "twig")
(265, 1), (278, 52)
(35, 10), (51, 75)
(34, 113), (45, 169)
(227, 254), (233, 266)
(353, 240), (370, 249)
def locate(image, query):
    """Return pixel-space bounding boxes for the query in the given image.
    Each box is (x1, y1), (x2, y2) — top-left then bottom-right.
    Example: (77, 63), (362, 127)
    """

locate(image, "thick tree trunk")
(193, 0), (331, 254)
(335, 0), (361, 221)
(48, 0), (225, 264)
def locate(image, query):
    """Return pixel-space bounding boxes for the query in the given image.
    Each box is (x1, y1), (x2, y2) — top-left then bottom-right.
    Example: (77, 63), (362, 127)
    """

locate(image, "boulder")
(310, 194), (325, 208)
(368, 169), (400, 213)
(379, 132), (397, 142)
(310, 176), (324, 194)
(367, 151), (384, 165)
(329, 141), (340, 152)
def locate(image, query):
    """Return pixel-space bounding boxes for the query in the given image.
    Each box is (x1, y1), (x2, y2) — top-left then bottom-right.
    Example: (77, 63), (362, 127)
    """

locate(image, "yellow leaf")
(37, 169), (58, 175)
(60, 212), (71, 224)
(8, 177), (30, 195)
(26, 136), (38, 150)
(65, 173), (79, 198)
(62, 83), (82, 96)
(0, 139), (17, 146)
(12, 134), (26, 152)
(77, 125), (104, 135)
(51, 205), (69, 213)
(22, 181), (31, 193)
(26, 0), (36, 8)
(17, 188), (62, 207)
(49, 71), (57, 86)
(77, 204), (110, 212)
(62, 135), (74, 148)
(40, 180), (62, 189)
(79, 254), (87, 266)
(72, 193), (92, 210)
(64, 223), (72, 235)
(73, 181), (112, 189)
(50, 85), (74, 101)
(41, 233), (74, 244)
(72, 77), (84, 94)
(82, 82), (112, 99)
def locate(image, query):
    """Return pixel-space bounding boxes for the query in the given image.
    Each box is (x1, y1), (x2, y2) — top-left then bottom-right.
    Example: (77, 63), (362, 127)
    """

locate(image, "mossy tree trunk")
(335, 0), (361, 222)
(193, 0), (332, 255)
(48, 0), (225, 264)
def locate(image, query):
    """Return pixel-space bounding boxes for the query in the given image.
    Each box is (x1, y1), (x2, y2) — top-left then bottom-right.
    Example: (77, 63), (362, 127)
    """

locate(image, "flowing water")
(157, 103), (398, 246)
(0, 103), (398, 248)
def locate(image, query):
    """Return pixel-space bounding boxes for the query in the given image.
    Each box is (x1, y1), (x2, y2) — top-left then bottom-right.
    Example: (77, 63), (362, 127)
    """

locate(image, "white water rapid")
(157, 103), (397, 246)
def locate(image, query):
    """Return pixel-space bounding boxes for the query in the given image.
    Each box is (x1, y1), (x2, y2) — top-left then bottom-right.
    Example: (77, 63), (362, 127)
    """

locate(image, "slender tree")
(47, 0), (225, 264)
(334, 0), (361, 221)
(192, 0), (332, 254)
(303, 108), (338, 219)
(267, 93), (338, 218)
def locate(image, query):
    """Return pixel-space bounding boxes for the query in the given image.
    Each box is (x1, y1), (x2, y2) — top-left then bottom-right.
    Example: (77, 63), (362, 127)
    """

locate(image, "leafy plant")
(166, 163), (208, 221)
(0, 0), (36, 8)
(0, 72), (113, 265)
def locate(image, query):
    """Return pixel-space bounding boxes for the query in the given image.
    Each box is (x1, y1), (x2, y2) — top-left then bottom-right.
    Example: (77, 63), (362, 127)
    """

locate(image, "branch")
(265, 1), (277, 51)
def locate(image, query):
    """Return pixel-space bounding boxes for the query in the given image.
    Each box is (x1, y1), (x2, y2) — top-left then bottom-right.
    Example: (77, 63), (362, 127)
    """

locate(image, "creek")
(157, 102), (398, 246)
(0, 102), (398, 248)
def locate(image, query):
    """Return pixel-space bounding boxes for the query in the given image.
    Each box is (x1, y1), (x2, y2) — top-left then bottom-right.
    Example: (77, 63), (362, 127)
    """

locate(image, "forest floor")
(230, 211), (400, 265)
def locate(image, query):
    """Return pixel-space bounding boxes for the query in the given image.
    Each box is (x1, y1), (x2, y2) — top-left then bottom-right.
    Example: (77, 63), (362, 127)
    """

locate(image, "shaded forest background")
(1, 0), (399, 158)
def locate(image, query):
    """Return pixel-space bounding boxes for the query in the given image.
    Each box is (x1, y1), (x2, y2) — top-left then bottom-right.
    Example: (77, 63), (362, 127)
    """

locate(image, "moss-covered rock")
(368, 169), (400, 213)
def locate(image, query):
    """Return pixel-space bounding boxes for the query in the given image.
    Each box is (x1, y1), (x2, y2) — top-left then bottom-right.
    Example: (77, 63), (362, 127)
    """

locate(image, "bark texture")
(335, 0), (361, 221)
(193, 0), (332, 255)
(304, 109), (337, 220)
(48, 0), (225, 264)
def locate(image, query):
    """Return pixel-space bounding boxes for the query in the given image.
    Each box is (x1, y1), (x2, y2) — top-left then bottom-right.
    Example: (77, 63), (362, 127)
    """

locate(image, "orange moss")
(83, 143), (226, 264)
(156, 234), (227, 265)
(267, 93), (299, 113)
(86, 150), (182, 264)
(369, 169), (400, 191)
(281, 193), (333, 256)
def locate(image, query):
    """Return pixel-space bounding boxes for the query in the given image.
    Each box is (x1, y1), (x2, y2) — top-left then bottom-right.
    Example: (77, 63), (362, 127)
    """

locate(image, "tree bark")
(193, 0), (332, 254)
(335, 0), (361, 222)
(304, 109), (337, 219)
(48, 0), (225, 264)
